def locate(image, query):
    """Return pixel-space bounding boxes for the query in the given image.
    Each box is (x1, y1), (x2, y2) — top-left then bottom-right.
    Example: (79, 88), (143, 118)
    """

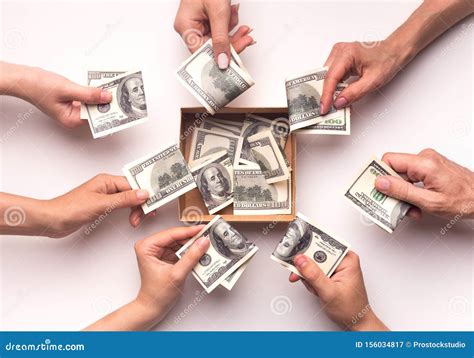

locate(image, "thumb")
(173, 237), (210, 282)
(375, 175), (438, 210)
(294, 255), (334, 299)
(205, 3), (231, 69)
(333, 77), (375, 109)
(62, 82), (112, 104)
(100, 189), (149, 211)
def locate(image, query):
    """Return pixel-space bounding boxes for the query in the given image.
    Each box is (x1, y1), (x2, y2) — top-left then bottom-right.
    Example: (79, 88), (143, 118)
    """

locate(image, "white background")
(1, 0), (472, 331)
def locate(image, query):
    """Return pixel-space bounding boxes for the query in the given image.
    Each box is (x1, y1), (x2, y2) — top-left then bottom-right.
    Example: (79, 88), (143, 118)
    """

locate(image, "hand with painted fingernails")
(0, 61), (112, 129)
(374, 149), (474, 220)
(290, 251), (388, 331)
(174, 0), (255, 69)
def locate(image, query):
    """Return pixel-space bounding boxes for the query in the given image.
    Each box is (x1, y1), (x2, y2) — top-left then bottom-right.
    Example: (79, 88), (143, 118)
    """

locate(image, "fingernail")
(334, 96), (348, 109)
(376, 177), (390, 191)
(150, 211), (156, 217)
(136, 189), (149, 200)
(319, 102), (325, 115)
(235, 3), (240, 11)
(101, 90), (112, 102)
(294, 255), (307, 268)
(250, 40), (257, 45)
(247, 28), (254, 34)
(217, 53), (229, 69)
(196, 237), (209, 249)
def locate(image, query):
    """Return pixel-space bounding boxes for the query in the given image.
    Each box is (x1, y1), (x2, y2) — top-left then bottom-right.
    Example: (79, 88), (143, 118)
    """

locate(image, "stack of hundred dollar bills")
(285, 66), (350, 135)
(188, 114), (292, 216)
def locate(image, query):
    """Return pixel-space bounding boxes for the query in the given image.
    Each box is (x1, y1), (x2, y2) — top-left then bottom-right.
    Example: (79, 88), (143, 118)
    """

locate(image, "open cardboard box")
(179, 107), (296, 223)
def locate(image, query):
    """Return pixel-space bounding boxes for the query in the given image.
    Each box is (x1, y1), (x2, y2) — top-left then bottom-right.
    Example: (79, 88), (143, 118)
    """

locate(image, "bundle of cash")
(188, 114), (293, 216)
(285, 66), (350, 135)
(344, 156), (411, 233)
(176, 215), (258, 292)
(176, 39), (255, 114)
(123, 144), (196, 214)
(234, 163), (292, 215)
(81, 70), (148, 138)
(271, 213), (350, 277)
(190, 150), (234, 214)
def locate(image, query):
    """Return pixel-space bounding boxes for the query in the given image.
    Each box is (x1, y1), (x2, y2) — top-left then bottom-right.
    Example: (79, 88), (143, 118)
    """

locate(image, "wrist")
(131, 296), (166, 329)
(380, 36), (415, 71)
(350, 309), (388, 331)
(0, 62), (37, 100)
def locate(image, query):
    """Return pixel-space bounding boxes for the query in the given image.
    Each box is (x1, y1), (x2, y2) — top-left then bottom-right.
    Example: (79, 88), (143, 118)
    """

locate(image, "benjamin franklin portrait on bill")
(209, 219), (251, 259)
(273, 218), (312, 262)
(118, 73), (147, 119)
(196, 163), (232, 210)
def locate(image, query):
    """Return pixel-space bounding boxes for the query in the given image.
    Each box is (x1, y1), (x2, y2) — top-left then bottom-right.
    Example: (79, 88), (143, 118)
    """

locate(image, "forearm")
(0, 192), (56, 236)
(350, 310), (389, 332)
(84, 299), (164, 331)
(0, 61), (36, 101)
(385, 0), (474, 67)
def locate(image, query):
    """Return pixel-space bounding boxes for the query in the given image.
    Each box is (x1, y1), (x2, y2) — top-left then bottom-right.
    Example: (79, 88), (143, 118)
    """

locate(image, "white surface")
(1, 0), (473, 331)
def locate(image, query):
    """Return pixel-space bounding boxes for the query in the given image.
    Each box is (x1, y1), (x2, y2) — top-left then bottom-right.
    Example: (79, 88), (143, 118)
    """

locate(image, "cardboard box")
(179, 107), (296, 223)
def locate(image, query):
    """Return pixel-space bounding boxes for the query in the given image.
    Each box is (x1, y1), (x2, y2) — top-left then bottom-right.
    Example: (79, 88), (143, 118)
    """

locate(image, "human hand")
(290, 251), (388, 331)
(174, 0), (255, 68)
(133, 226), (210, 323)
(374, 149), (474, 220)
(46, 174), (151, 237)
(10, 64), (111, 129)
(319, 40), (404, 115)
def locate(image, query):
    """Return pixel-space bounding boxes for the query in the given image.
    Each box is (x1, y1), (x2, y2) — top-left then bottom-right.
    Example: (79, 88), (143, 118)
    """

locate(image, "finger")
(61, 82), (112, 104)
(172, 236), (210, 282)
(230, 25), (251, 42)
(205, 1), (232, 68)
(137, 210), (156, 226)
(62, 103), (88, 128)
(320, 59), (351, 115)
(301, 279), (317, 296)
(146, 225), (205, 248)
(102, 175), (132, 194)
(293, 255), (334, 299)
(406, 206), (422, 220)
(381, 152), (432, 183)
(288, 272), (300, 282)
(228, 4), (240, 32)
(129, 207), (142, 228)
(105, 189), (149, 210)
(374, 175), (441, 210)
(231, 35), (255, 53)
(333, 76), (374, 109)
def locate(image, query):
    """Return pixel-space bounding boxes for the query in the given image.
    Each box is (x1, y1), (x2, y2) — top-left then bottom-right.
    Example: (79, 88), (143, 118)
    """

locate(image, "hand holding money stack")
(81, 70), (148, 138)
(285, 66), (351, 135)
(176, 215), (258, 292)
(176, 39), (255, 115)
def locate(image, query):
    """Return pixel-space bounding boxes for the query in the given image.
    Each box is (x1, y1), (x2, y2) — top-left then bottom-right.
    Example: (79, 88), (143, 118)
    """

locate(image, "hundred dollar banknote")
(285, 67), (350, 132)
(248, 130), (290, 184)
(190, 150), (234, 215)
(234, 164), (291, 215)
(123, 144), (196, 214)
(271, 212), (350, 277)
(80, 71), (126, 120)
(189, 127), (243, 167)
(344, 156), (411, 233)
(296, 85), (350, 135)
(83, 70), (148, 138)
(200, 118), (242, 136)
(240, 114), (289, 165)
(176, 215), (258, 293)
(176, 39), (255, 114)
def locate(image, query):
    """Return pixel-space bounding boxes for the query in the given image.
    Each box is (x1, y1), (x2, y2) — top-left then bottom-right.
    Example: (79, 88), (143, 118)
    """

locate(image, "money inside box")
(179, 107), (297, 223)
